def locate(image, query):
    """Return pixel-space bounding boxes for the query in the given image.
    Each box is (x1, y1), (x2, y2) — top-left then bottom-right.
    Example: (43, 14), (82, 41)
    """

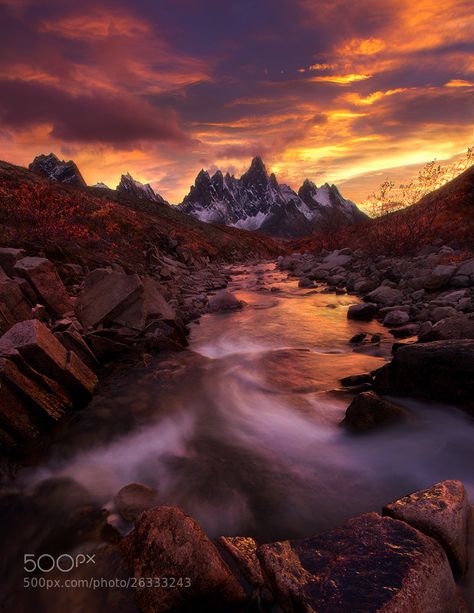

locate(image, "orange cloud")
(445, 79), (474, 88)
(39, 11), (150, 40)
(309, 73), (372, 85)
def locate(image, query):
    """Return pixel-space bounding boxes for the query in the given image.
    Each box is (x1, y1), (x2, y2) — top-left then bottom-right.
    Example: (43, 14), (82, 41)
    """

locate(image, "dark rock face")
(29, 153), (86, 187)
(373, 340), (474, 403)
(257, 512), (458, 613)
(116, 173), (168, 204)
(347, 302), (378, 321)
(121, 506), (246, 613)
(340, 391), (409, 432)
(383, 480), (469, 575)
(179, 156), (366, 238)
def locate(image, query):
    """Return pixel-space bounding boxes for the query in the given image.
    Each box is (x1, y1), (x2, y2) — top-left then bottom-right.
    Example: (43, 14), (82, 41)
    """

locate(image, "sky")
(0, 0), (473, 205)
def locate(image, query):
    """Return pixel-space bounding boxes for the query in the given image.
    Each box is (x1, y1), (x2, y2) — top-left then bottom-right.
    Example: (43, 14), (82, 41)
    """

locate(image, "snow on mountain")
(179, 157), (367, 237)
(93, 181), (110, 189)
(29, 153), (86, 188)
(116, 173), (168, 204)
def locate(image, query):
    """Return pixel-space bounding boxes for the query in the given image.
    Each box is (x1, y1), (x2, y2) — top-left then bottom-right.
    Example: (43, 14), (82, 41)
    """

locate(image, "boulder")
(0, 278), (32, 334)
(365, 286), (402, 306)
(456, 258), (474, 278)
(75, 270), (143, 329)
(383, 480), (469, 575)
(424, 265), (457, 290)
(389, 323), (420, 338)
(258, 512), (458, 613)
(217, 536), (266, 589)
(431, 306), (458, 322)
(208, 289), (243, 313)
(321, 253), (352, 270)
(347, 302), (378, 321)
(349, 332), (367, 344)
(0, 320), (97, 402)
(419, 314), (474, 342)
(373, 340), (474, 403)
(114, 483), (159, 522)
(340, 391), (409, 432)
(14, 257), (73, 317)
(340, 373), (372, 387)
(383, 310), (409, 326)
(0, 247), (25, 276)
(298, 277), (314, 288)
(111, 277), (175, 331)
(121, 506), (245, 613)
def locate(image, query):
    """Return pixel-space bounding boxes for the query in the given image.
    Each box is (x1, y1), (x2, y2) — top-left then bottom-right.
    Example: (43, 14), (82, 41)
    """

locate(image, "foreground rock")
(374, 340), (474, 405)
(383, 480), (469, 575)
(258, 512), (458, 613)
(347, 302), (377, 321)
(114, 483), (159, 522)
(340, 391), (409, 432)
(121, 506), (245, 612)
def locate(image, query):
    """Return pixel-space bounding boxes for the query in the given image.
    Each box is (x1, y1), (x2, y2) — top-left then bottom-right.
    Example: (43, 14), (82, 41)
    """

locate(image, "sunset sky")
(0, 0), (473, 204)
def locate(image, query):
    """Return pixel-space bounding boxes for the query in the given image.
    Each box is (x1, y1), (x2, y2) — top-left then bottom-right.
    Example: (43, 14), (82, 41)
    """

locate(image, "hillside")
(293, 164), (474, 255)
(0, 160), (282, 270)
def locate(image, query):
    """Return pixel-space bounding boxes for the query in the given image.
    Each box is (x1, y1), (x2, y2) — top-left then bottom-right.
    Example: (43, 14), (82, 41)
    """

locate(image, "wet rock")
(373, 340), (474, 404)
(208, 289), (243, 312)
(347, 302), (378, 321)
(75, 270), (143, 329)
(365, 286), (402, 306)
(349, 332), (367, 344)
(321, 253), (352, 270)
(0, 319), (97, 402)
(114, 483), (159, 522)
(340, 391), (409, 432)
(383, 480), (469, 575)
(424, 265), (457, 290)
(383, 310), (409, 326)
(121, 506), (246, 613)
(258, 512), (457, 613)
(389, 323), (420, 338)
(298, 277), (314, 288)
(0, 247), (25, 276)
(340, 373), (372, 387)
(14, 257), (73, 317)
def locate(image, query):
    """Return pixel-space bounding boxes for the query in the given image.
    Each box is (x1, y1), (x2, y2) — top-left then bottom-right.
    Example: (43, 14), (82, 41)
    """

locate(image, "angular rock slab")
(14, 256), (73, 317)
(0, 278), (32, 334)
(258, 512), (458, 613)
(0, 247), (25, 276)
(0, 319), (97, 402)
(121, 506), (245, 613)
(383, 480), (469, 574)
(75, 270), (143, 329)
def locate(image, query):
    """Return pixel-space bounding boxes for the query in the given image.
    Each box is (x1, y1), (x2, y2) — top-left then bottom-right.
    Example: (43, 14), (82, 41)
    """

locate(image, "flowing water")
(3, 263), (474, 607)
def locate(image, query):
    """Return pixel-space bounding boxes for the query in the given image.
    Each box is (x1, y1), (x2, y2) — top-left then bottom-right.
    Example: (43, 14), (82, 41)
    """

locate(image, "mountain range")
(28, 152), (367, 238)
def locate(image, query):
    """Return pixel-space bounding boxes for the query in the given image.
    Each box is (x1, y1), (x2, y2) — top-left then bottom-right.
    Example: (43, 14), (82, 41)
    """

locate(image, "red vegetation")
(0, 161), (282, 269)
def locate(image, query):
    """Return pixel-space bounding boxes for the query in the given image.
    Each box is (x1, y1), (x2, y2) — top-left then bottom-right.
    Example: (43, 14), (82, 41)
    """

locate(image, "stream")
(3, 262), (474, 608)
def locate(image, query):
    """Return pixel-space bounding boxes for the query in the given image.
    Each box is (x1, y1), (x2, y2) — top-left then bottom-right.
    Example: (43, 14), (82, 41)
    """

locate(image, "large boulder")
(14, 257), (73, 317)
(257, 512), (458, 613)
(383, 310), (409, 326)
(373, 340), (474, 403)
(340, 391), (409, 432)
(419, 314), (474, 342)
(456, 258), (474, 279)
(424, 265), (457, 290)
(121, 506), (245, 613)
(347, 302), (378, 321)
(383, 480), (469, 575)
(217, 536), (266, 590)
(320, 253), (352, 270)
(0, 278), (32, 334)
(365, 286), (402, 306)
(75, 270), (143, 329)
(0, 320), (97, 402)
(208, 289), (243, 313)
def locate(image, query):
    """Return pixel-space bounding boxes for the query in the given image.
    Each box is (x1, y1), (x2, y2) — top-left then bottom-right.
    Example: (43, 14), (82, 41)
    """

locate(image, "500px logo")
(24, 553), (96, 573)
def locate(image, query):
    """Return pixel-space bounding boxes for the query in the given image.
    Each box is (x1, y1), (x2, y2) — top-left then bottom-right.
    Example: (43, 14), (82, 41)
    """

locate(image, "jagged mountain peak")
(29, 152), (86, 188)
(117, 172), (167, 205)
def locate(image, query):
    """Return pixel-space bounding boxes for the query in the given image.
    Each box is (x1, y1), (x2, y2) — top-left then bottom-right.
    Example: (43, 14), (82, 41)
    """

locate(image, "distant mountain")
(178, 156), (367, 237)
(29, 153), (86, 188)
(116, 173), (168, 204)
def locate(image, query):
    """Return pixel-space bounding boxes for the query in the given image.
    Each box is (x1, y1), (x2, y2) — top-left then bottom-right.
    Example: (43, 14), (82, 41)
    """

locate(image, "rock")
(321, 253), (352, 269)
(87, 334), (130, 360)
(208, 289), (243, 312)
(373, 340), (474, 403)
(75, 270), (143, 329)
(456, 258), (474, 278)
(114, 483), (159, 522)
(340, 373), (372, 387)
(258, 512), (458, 613)
(424, 265), (457, 290)
(383, 310), (409, 326)
(0, 278), (32, 334)
(54, 328), (99, 372)
(0, 320), (97, 402)
(217, 536), (266, 589)
(383, 480), (469, 575)
(431, 306), (458, 322)
(340, 391), (410, 432)
(349, 332), (367, 344)
(347, 302), (378, 321)
(111, 277), (175, 331)
(0, 247), (25, 276)
(389, 323), (420, 338)
(365, 286), (402, 306)
(298, 277), (314, 288)
(14, 257), (73, 317)
(420, 314), (474, 341)
(121, 506), (245, 613)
